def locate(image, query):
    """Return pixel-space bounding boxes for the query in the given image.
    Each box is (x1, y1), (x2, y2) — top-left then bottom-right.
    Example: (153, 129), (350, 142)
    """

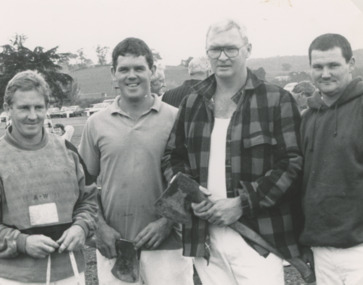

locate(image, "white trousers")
(97, 248), (193, 285)
(312, 244), (363, 285)
(0, 273), (85, 285)
(194, 225), (284, 285)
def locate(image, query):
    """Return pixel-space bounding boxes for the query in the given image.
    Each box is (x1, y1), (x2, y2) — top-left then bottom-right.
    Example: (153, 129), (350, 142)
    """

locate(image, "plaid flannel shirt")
(162, 69), (303, 259)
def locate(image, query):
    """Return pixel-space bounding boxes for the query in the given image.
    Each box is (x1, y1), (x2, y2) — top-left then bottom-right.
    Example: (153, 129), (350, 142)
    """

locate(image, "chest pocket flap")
(243, 134), (277, 148)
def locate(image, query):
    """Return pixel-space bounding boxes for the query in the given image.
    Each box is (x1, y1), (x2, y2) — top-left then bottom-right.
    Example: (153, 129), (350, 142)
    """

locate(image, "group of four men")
(0, 18), (362, 285)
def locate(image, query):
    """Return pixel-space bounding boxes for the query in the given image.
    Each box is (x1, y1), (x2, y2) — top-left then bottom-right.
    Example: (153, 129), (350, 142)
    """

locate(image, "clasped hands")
(25, 225), (86, 259)
(191, 186), (243, 227)
(97, 217), (173, 259)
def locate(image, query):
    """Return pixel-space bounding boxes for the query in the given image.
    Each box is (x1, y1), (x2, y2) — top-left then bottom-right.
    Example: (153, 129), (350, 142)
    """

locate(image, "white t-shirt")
(207, 118), (231, 199)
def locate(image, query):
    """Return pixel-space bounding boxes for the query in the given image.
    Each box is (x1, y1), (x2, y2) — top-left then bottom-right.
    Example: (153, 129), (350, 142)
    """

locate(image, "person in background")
(300, 33), (363, 285)
(150, 66), (166, 97)
(79, 37), (193, 285)
(0, 70), (97, 284)
(291, 81), (316, 113)
(162, 19), (304, 285)
(54, 123), (75, 141)
(162, 56), (210, 107)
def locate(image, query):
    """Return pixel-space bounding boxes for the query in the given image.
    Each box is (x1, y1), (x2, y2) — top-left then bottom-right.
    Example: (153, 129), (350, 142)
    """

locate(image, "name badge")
(29, 203), (59, 226)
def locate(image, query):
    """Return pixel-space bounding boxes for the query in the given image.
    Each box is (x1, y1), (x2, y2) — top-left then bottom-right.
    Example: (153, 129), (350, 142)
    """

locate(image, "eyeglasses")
(206, 45), (246, 59)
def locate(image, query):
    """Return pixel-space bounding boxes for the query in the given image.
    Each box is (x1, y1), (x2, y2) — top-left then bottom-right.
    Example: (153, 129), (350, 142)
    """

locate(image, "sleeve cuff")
(16, 233), (29, 254)
(73, 221), (89, 238)
(238, 181), (259, 218)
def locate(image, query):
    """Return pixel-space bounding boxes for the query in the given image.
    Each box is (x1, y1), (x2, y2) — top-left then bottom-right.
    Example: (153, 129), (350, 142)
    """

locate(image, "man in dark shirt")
(300, 33), (363, 285)
(162, 19), (304, 285)
(162, 57), (210, 107)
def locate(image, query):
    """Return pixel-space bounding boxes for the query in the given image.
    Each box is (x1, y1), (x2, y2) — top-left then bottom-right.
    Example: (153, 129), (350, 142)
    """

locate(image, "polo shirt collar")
(109, 94), (161, 116)
(150, 93), (162, 111)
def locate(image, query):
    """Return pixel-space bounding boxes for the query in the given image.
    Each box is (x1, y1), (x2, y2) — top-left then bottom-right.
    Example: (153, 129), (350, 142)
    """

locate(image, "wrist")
(17, 233), (29, 254)
(232, 196), (242, 204)
(232, 197), (243, 218)
(73, 223), (87, 234)
(97, 215), (108, 228)
(72, 222), (88, 238)
(160, 217), (174, 228)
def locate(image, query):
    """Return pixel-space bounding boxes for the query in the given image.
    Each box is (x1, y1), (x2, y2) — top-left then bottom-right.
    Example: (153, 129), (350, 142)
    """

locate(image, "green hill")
(164, 65), (189, 89)
(70, 65), (188, 101)
(69, 66), (117, 99)
(70, 49), (363, 100)
(247, 56), (310, 80)
(248, 48), (363, 80)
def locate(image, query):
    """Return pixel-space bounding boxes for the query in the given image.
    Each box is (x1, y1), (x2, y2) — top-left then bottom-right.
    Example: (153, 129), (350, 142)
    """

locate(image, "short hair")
(151, 59), (165, 82)
(308, 33), (353, 64)
(112, 37), (154, 70)
(206, 19), (249, 47)
(54, 123), (65, 132)
(4, 70), (50, 106)
(292, 81), (316, 97)
(188, 57), (211, 75)
(151, 68), (165, 82)
(150, 67), (165, 94)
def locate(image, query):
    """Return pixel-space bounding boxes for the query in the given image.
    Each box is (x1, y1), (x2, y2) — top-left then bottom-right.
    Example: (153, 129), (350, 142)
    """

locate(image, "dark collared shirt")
(162, 79), (201, 108)
(162, 69), (303, 258)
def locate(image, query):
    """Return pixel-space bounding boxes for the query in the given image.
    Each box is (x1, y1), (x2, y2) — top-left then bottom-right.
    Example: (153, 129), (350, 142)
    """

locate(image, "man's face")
(151, 78), (166, 96)
(54, 127), (64, 136)
(112, 54), (154, 101)
(5, 89), (47, 143)
(206, 28), (251, 79)
(310, 47), (354, 98)
(292, 92), (309, 110)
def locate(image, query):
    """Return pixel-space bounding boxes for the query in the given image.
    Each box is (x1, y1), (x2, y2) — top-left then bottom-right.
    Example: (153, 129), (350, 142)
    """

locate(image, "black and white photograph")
(0, 0), (363, 284)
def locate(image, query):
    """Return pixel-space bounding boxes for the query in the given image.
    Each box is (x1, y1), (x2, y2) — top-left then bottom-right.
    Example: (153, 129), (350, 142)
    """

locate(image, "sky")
(0, 0), (362, 65)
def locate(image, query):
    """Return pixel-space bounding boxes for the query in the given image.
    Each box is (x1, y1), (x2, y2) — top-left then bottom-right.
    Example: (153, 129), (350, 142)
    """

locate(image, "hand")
(190, 186), (214, 216)
(134, 218), (173, 250)
(192, 197), (243, 226)
(25, 235), (59, 258)
(96, 222), (121, 258)
(191, 200), (214, 217)
(57, 225), (86, 253)
(198, 186), (212, 198)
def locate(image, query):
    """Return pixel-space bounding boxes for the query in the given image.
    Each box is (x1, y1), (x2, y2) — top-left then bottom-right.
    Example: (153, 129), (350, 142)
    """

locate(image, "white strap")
(69, 251), (81, 285)
(46, 254), (51, 285)
(45, 252), (81, 285)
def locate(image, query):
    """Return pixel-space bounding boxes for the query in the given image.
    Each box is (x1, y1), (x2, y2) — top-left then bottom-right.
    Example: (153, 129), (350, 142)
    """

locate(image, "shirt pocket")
(242, 134), (277, 176)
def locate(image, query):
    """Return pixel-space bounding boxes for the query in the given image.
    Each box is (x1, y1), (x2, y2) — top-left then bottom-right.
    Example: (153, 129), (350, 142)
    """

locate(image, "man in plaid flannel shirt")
(162, 19), (304, 284)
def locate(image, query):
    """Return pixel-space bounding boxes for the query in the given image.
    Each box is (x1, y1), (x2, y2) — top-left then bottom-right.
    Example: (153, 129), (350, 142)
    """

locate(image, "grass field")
(0, 116), (306, 285)
(71, 65), (190, 103)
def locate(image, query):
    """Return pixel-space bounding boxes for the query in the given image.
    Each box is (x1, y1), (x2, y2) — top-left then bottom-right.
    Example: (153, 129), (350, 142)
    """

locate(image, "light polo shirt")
(79, 95), (181, 249)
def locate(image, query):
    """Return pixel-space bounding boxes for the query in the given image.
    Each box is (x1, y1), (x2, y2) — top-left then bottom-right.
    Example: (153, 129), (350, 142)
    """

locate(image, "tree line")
(0, 35), (111, 108)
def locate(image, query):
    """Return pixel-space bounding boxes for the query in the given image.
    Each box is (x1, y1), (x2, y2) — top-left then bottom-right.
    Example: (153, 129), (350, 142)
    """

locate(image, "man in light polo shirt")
(79, 37), (193, 285)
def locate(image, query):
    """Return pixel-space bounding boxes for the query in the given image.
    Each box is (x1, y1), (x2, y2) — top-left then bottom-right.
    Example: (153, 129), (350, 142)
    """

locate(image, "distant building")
(275, 75), (290, 82)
